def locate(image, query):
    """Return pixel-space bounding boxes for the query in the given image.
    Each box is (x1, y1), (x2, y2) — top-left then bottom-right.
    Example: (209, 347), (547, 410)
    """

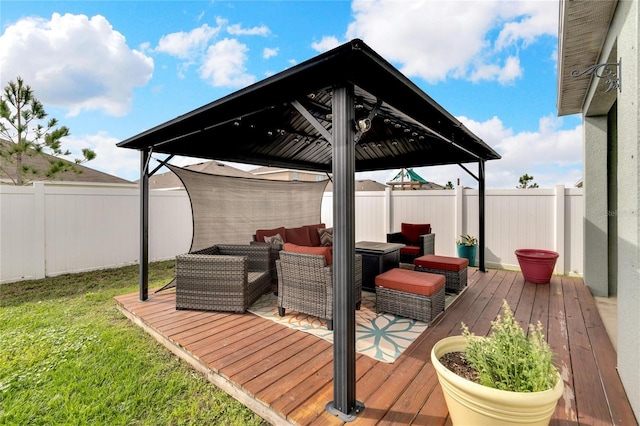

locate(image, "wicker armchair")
(387, 229), (436, 264)
(275, 251), (362, 330)
(175, 244), (271, 313)
(249, 240), (282, 285)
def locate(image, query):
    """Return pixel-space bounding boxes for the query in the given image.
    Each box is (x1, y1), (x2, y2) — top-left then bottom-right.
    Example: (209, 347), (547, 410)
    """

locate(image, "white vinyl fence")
(322, 185), (583, 275)
(0, 182), (192, 283)
(0, 182), (583, 284)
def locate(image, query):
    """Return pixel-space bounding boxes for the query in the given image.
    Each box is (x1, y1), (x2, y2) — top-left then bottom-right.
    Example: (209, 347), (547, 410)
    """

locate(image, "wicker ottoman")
(414, 255), (468, 293)
(375, 268), (445, 325)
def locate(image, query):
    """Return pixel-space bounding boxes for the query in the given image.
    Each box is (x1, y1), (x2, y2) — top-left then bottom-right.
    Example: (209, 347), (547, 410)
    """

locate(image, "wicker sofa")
(175, 244), (271, 313)
(275, 249), (362, 330)
(252, 223), (332, 283)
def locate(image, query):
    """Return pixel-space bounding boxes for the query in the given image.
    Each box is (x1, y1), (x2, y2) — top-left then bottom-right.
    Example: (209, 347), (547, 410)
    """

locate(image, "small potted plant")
(456, 234), (477, 267)
(431, 300), (563, 425)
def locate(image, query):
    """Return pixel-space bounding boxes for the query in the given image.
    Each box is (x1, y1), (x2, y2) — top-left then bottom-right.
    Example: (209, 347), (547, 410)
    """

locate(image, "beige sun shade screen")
(168, 164), (328, 252)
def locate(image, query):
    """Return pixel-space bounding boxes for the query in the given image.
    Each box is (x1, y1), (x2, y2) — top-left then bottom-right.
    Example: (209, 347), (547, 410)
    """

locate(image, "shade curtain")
(167, 164), (328, 252)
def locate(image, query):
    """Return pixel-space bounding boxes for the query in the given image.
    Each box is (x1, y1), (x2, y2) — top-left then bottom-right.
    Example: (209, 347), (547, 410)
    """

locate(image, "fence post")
(455, 184), (464, 251)
(33, 182), (46, 279)
(555, 185), (565, 275)
(384, 186), (392, 235)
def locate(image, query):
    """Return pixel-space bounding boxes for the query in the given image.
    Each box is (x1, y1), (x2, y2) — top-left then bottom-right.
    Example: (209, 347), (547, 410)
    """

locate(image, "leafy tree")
(0, 76), (96, 185)
(517, 173), (539, 189)
(444, 181), (454, 190)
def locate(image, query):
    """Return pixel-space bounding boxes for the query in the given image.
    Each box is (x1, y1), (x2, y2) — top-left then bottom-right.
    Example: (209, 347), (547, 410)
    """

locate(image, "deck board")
(114, 268), (637, 425)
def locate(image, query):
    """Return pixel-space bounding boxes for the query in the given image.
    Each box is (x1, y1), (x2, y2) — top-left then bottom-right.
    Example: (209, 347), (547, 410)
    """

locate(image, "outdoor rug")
(248, 291), (459, 363)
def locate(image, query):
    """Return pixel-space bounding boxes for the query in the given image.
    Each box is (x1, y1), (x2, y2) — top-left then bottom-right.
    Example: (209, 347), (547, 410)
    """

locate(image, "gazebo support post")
(478, 159), (486, 272)
(326, 84), (364, 421)
(139, 148), (150, 301)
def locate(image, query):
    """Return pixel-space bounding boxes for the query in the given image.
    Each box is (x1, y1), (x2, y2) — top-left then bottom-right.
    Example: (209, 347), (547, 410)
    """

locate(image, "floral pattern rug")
(248, 291), (455, 363)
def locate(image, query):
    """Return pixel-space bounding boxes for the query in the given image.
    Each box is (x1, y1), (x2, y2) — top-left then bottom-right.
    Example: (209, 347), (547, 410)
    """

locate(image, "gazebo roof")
(118, 39), (500, 170)
(120, 39), (499, 421)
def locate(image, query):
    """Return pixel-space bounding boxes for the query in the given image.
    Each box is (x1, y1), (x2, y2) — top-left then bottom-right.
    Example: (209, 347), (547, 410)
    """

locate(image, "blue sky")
(0, 0), (582, 188)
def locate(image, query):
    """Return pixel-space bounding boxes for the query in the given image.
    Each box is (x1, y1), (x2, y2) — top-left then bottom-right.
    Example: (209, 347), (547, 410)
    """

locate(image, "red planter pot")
(515, 249), (559, 284)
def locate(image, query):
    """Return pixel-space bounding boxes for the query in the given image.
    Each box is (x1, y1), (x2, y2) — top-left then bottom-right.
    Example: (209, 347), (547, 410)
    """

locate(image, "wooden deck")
(114, 268), (637, 425)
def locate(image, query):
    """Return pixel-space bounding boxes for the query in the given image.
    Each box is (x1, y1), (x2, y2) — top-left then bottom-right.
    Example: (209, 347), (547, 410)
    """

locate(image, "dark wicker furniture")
(250, 240), (282, 284)
(175, 244), (271, 313)
(275, 251), (362, 330)
(387, 226), (435, 264)
(375, 268), (445, 325)
(414, 254), (468, 293)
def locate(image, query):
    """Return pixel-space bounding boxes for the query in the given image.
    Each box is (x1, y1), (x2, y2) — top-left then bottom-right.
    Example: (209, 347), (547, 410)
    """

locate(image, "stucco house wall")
(574, 0), (640, 416)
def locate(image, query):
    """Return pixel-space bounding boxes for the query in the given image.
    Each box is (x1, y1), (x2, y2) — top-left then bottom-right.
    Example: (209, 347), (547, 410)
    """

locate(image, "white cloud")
(155, 23), (221, 59)
(471, 56), (523, 84)
(62, 132), (140, 181)
(155, 18), (265, 88)
(460, 114), (582, 187)
(0, 13), (153, 117)
(356, 114), (582, 189)
(263, 47), (279, 59)
(311, 36), (341, 52)
(199, 38), (256, 87)
(227, 23), (270, 36)
(495, 1), (558, 50)
(342, 0), (558, 84)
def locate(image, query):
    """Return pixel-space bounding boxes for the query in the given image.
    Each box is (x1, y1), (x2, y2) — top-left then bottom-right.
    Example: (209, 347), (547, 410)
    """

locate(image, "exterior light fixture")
(356, 118), (372, 133)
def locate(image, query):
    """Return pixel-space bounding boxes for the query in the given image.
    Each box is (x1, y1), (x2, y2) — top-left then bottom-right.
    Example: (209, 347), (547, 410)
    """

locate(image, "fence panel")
(323, 187), (583, 275)
(149, 190), (192, 260)
(565, 188), (584, 275)
(0, 185), (40, 281)
(44, 185), (140, 276)
(1, 182), (583, 284)
(483, 189), (557, 270)
(0, 183), (193, 283)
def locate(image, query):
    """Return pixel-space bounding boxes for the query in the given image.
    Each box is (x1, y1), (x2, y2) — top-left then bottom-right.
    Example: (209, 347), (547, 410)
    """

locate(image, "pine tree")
(0, 76), (96, 185)
(517, 174), (539, 189)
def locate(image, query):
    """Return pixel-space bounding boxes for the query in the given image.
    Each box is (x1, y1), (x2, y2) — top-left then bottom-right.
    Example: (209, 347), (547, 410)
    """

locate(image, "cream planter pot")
(431, 335), (564, 426)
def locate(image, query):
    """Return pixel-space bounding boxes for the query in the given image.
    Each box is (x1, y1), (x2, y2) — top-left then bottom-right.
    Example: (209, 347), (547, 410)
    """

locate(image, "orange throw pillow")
(283, 242), (333, 265)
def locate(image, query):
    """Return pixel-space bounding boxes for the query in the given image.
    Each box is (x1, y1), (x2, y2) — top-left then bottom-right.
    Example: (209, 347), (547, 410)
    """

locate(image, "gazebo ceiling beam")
(291, 99), (333, 143)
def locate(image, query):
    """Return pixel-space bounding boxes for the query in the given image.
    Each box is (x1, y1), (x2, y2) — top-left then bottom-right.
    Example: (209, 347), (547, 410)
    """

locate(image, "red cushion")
(401, 223), (431, 243)
(400, 245), (421, 255)
(375, 268), (444, 296)
(414, 254), (469, 271)
(283, 242), (333, 265)
(285, 226), (314, 246)
(256, 227), (286, 243)
(305, 223), (326, 246)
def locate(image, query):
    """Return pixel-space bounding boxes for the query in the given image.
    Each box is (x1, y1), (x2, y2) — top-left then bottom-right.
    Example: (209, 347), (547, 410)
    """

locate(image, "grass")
(0, 262), (268, 425)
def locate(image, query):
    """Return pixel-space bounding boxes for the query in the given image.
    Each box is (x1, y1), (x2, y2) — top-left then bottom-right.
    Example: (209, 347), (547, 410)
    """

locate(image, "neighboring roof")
(557, 0), (618, 116)
(0, 139), (131, 185)
(325, 179), (387, 192)
(146, 161), (254, 189)
(118, 39), (500, 171)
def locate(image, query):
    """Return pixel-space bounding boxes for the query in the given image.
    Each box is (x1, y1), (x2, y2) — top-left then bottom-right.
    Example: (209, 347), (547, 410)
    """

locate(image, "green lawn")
(0, 262), (267, 425)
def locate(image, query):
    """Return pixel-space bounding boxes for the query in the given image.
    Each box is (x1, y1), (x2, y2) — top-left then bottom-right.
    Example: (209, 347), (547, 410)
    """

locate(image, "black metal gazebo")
(118, 38), (500, 421)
